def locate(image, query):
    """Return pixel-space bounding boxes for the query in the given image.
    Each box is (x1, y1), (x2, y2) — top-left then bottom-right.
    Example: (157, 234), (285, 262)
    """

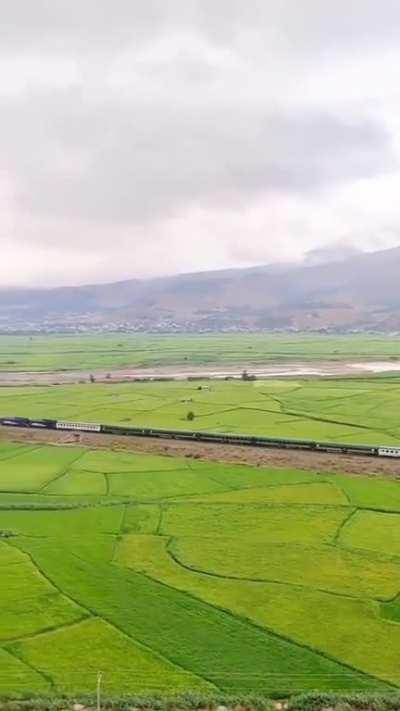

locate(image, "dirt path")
(1, 425), (400, 479)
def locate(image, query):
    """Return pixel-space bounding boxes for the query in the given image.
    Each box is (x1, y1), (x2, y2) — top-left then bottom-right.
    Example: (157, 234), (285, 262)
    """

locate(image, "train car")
(256, 435), (317, 450)
(30, 419), (57, 429)
(314, 440), (377, 456)
(0, 416), (31, 427)
(378, 446), (400, 457)
(56, 420), (101, 433)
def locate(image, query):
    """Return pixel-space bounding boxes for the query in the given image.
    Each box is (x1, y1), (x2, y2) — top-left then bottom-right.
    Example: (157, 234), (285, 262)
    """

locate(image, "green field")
(2, 375), (400, 445)
(1, 441), (400, 697)
(0, 333), (400, 371)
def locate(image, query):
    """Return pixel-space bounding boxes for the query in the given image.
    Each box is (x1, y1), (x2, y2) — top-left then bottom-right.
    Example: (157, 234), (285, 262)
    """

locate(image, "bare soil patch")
(1, 426), (400, 479)
(1, 359), (400, 385)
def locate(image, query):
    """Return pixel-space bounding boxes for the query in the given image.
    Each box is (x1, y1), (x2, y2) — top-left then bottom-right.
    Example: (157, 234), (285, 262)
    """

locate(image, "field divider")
(175, 479), (352, 496)
(2, 641), (55, 690)
(132, 547), (392, 690)
(37, 450), (87, 494)
(359, 506), (400, 516)
(63, 558), (219, 689)
(0, 445), (43, 463)
(165, 537), (379, 603)
(5, 539), (94, 622)
(1, 613), (93, 646)
(332, 508), (358, 545)
(72, 467), (190, 476)
(259, 390), (395, 436)
(185, 461), (238, 492)
(162, 501), (351, 509)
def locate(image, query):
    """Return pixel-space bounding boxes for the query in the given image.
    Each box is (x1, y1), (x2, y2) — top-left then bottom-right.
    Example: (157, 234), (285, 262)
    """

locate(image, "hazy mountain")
(302, 244), (364, 266)
(1, 246), (400, 332)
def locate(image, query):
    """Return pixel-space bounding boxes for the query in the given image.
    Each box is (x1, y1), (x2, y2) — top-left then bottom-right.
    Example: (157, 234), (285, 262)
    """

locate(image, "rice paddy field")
(1, 375), (400, 445)
(1, 335), (400, 699)
(0, 441), (400, 697)
(0, 333), (400, 371)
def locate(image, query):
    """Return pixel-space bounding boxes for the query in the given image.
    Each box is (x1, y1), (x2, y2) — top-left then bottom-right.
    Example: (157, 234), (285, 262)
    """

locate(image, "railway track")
(1, 416), (400, 458)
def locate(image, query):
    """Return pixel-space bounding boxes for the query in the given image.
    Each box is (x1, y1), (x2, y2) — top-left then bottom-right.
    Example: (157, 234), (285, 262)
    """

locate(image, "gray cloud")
(2, 1), (400, 51)
(0, 1), (400, 285)
(1, 92), (393, 230)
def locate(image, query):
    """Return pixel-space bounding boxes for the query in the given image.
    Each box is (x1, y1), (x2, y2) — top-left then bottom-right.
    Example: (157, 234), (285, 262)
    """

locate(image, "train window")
(378, 447), (400, 457)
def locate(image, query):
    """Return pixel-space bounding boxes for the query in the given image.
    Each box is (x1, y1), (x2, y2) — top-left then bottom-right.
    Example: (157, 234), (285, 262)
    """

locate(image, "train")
(1, 415), (400, 458)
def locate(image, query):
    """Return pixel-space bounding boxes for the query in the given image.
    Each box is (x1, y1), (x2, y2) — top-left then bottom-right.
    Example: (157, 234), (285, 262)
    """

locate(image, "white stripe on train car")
(378, 447), (400, 458)
(56, 421), (101, 433)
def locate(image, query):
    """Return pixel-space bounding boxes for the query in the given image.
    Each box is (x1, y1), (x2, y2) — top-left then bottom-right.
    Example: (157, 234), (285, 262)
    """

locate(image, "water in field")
(349, 361), (400, 373)
(189, 366), (327, 378)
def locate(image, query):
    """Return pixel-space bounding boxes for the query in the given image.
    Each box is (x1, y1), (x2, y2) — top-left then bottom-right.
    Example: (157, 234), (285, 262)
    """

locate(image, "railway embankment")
(1, 425), (400, 478)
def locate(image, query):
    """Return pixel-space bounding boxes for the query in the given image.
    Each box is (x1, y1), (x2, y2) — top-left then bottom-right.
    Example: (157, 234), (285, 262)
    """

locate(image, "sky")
(1, 1), (400, 287)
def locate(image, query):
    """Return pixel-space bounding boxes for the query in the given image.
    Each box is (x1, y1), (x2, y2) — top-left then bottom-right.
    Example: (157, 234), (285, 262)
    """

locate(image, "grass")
(185, 482), (349, 505)
(0, 447), (85, 492)
(114, 535), (400, 685)
(160, 503), (348, 544)
(170, 537), (400, 598)
(2, 374), (400, 445)
(0, 649), (49, 695)
(9, 618), (209, 695)
(339, 511), (400, 558)
(0, 333), (400, 372)
(0, 542), (85, 642)
(1, 442), (400, 696)
(324, 476), (400, 512)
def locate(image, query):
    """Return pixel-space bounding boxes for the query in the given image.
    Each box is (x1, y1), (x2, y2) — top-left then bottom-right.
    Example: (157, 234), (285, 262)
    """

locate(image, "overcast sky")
(1, 1), (400, 286)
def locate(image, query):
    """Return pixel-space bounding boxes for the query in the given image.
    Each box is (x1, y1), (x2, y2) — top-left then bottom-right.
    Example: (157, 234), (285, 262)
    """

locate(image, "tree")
(187, 411), (195, 421)
(89, 374), (96, 383)
(241, 369), (257, 382)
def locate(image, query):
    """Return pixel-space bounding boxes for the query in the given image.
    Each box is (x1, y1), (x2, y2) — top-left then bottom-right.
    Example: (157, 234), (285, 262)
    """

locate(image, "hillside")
(2, 246), (400, 331)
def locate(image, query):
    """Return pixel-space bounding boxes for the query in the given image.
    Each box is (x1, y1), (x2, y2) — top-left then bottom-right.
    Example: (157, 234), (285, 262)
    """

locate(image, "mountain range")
(1, 245), (400, 332)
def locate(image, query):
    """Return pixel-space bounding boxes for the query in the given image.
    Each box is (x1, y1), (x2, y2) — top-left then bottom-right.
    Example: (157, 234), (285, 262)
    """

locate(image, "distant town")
(0, 314), (397, 336)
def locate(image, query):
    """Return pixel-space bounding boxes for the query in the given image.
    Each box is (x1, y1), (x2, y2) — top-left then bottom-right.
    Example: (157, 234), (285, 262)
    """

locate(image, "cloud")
(1, 90), (393, 230)
(0, 1), (400, 286)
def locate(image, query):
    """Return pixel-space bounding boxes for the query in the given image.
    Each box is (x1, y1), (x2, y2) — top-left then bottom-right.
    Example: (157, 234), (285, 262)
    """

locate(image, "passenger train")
(1, 416), (400, 458)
